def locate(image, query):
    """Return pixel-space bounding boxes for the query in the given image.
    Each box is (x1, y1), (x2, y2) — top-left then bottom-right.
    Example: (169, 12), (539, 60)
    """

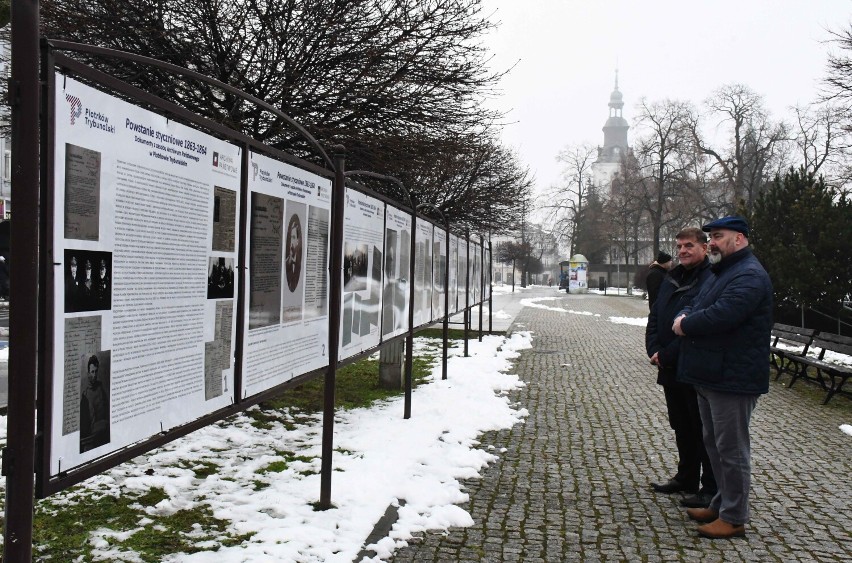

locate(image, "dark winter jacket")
(676, 247), (773, 395)
(645, 257), (712, 386)
(645, 263), (668, 310)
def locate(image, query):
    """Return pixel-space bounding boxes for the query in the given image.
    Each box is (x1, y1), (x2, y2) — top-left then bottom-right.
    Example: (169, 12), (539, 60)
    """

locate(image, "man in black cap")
(646, 251), (672, 310)
(673, 215), (772, 539)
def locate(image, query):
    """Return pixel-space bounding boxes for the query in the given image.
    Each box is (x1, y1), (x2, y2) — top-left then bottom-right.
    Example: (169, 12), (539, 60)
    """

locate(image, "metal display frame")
(3, 32), (493, 562)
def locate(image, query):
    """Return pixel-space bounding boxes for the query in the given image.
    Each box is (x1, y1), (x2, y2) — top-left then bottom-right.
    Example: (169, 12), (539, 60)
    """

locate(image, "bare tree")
(823, 23), (852, 105)
(542, 143), (597, 255)
(790, 103), (852, 191)
(632, 98), (695, 256)
(688, 84), (789, 213)
(35, 0), (520, 224)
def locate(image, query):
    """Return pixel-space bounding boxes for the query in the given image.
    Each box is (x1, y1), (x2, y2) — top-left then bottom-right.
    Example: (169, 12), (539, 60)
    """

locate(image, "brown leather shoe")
(686, 507), (718, 523)
(697, 518), (746, 539)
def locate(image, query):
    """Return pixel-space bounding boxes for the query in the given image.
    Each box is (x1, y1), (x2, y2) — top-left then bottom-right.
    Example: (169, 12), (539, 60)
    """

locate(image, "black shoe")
(650, 479), (696, 494)
(680, 491), (714, 508)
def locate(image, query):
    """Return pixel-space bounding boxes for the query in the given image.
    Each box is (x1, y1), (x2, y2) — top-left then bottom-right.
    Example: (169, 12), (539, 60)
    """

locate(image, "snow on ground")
(0, 332), (533, 562)
(518, 297), (651, 328)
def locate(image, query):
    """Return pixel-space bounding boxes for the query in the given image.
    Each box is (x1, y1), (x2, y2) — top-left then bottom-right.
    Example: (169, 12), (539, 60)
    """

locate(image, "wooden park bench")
(786, 331), (852, 404)
(770, 323), (817, 381)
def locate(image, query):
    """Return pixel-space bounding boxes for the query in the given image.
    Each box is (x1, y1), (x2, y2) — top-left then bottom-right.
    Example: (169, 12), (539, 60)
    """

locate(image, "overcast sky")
(481, 0), (852, 194)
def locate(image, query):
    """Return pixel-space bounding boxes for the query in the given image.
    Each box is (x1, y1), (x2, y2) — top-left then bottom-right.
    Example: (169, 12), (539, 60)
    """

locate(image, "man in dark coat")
(646, 251), (672, 310)
(646, 227), (717, 508)
(673, 216), (773, 539)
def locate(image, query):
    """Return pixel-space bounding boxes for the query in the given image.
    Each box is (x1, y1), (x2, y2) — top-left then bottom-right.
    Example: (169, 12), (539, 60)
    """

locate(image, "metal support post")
(319, 146), (346, 509)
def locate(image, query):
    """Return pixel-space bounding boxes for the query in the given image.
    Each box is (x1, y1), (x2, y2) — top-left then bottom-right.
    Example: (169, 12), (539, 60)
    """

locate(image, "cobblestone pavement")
(389, 289), (852, 562)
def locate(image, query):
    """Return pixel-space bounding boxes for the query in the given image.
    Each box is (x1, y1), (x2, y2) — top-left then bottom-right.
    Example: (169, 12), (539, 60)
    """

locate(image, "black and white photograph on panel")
(64, 249), (112, 313)
(249, 191), (283, 329)
(79, 350), (111, 453)
(364, 244), (382, 333)
(207, 256), (235, 300)
(342, 292), (354, 347)
(343, 242), (369, 292)
(212, 186), (237, 252)
(282, 201), (307, 323)
(304, 205), (330, 320)
(64, 142), (101, 241)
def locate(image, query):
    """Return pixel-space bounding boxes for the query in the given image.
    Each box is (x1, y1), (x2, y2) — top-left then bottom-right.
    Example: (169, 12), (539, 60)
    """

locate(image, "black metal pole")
(404, 211), (417, 419)
(488, 237), (493, 334)
(478, 236), (483, 342)
(319, 146), (346, 509)
(442, 220), (449, 380)
(4, 1), (41, 560)
(464, 228), (470, 357)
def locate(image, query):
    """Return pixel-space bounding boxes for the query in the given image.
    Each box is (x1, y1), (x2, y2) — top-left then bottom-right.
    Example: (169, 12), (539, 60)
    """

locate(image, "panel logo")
(66, 94), (82, 125)
(252, 162), (258, 181)
(65, 93), (115, 133)
(213, 152), (238, 174)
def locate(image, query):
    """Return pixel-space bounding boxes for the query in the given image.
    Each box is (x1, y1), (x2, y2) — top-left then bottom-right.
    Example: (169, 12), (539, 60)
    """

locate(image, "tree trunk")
(378, 339), (403, 390)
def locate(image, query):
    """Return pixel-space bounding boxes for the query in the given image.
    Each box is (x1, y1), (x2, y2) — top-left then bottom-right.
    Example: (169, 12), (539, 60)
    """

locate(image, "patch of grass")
(258, 460), (290, 474)
(136, 487), (169, 507)
(257, 353), (435, 415)
(32, 487), (253, 561)
(257, 451), (316, 475)
(417, 327), (504, 339)
(176, 460), (221, 480)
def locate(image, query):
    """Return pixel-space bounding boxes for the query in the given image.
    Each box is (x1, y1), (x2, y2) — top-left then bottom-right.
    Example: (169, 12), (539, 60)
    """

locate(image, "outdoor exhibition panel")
(242, 150), (333, 397)
(458, 235), (468, 309)
(381, 204), (412, 340)
(469, 239), (481, 306)
(413, 219), (435, 327)
(448, 234), (460, 314)
(431, 226), (447, 320)
(50, 73), (242, 476)
(340, 188), (385, 360)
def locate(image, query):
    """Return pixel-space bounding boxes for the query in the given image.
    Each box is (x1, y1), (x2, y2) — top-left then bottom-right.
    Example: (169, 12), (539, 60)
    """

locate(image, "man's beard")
(708, 251), (722, 265)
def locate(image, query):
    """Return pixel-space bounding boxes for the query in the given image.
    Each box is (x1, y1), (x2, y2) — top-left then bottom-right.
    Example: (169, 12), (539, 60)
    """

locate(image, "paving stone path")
(389, 289), (852, 562)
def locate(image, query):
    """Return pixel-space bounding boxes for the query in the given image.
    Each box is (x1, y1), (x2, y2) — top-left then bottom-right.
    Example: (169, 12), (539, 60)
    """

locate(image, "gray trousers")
(695, 387), (758, 525)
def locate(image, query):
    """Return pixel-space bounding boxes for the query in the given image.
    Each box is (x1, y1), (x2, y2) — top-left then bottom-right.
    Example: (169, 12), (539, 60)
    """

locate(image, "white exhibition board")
(413, 219), (433, 327)
(458, 236), (468, 309)
(243, 151), (332, 396)
(448, 234), (459, 314)
(340, 188), (385, 360)
(52, 74), (241, 475)
(431, 227), (446, 319)
(381, 205), (412, 340)
(471, 240), (482, 305)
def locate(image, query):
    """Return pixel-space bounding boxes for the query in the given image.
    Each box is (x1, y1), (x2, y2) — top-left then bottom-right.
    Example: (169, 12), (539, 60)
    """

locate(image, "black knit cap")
(656, 251), (672, 264)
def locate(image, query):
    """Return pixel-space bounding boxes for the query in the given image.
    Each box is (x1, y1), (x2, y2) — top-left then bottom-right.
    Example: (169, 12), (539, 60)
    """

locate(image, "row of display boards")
(41, 69), (492, 495)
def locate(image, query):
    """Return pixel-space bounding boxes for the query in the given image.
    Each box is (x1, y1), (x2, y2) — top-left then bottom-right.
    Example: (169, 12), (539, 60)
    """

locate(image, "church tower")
(592, 71), (630, 194)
